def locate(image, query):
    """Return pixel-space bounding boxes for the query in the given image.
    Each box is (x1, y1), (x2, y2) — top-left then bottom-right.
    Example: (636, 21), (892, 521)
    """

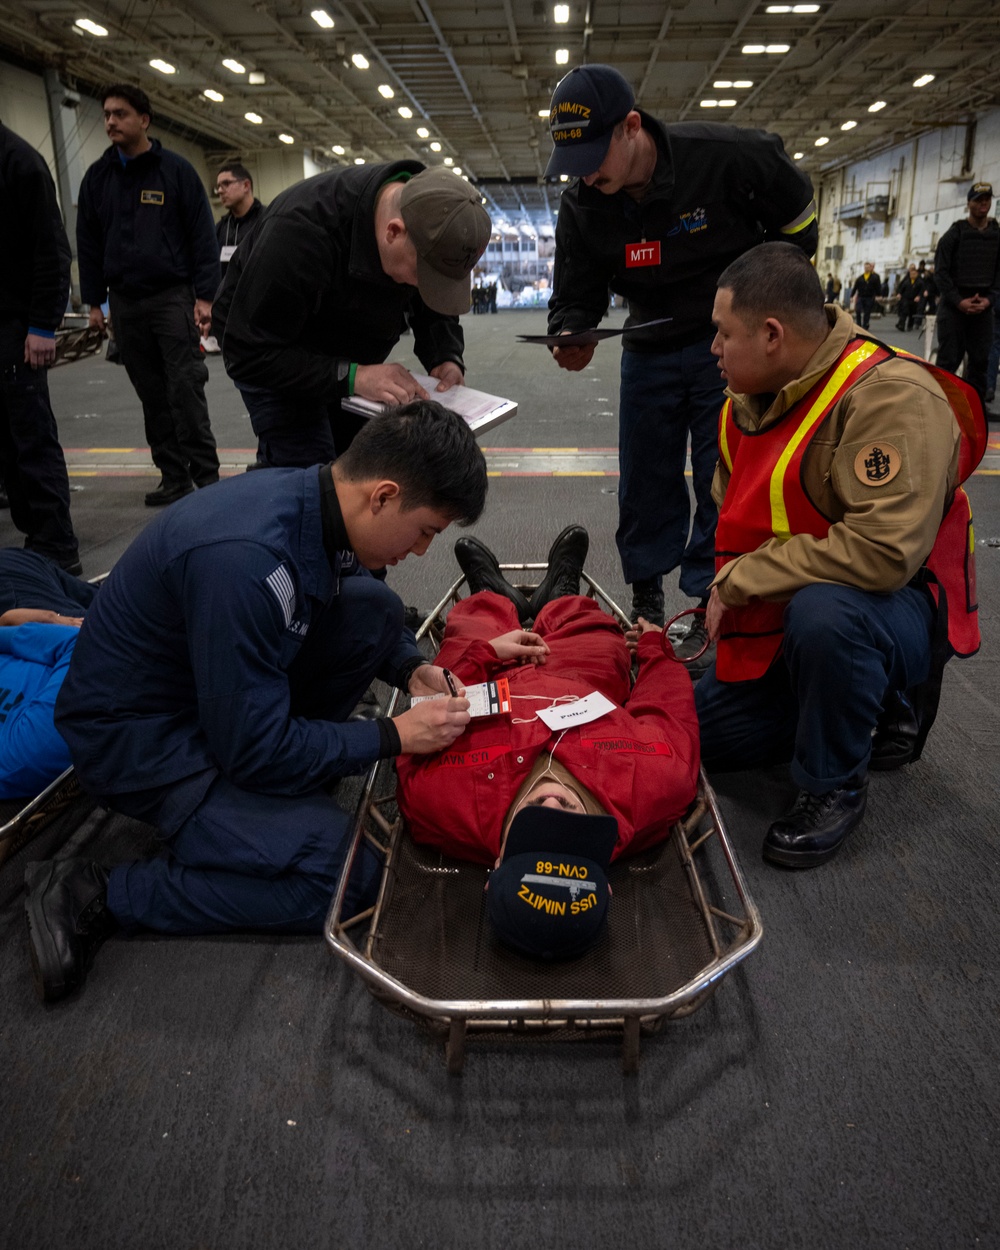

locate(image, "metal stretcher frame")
(0, 767), (84, 866)
(324, 568), (764, 1073)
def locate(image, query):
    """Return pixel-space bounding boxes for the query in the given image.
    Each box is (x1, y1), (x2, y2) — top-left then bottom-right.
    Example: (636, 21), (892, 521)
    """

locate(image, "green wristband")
(347, 362), (358, 396)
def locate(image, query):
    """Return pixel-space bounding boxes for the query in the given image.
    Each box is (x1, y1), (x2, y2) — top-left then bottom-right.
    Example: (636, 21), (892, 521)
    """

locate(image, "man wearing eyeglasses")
(214, 163), (265, 280)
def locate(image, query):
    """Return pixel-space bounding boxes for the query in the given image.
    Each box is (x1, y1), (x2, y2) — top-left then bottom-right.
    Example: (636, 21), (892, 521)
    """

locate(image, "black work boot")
(762, 781), (869, 869)
(869, 690), (920, 770)
(670, 613), (715, 678)
(144, 480), (195, 507)
(527, 525), (590, 616)
(630, 578), (665, 627)
(455, 537), (532, 621)
(24, 859), (118, 1003)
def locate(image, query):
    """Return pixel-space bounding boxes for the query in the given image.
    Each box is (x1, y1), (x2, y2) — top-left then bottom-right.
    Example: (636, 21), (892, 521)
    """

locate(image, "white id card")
(220, 245), (237, 262)
(536, 691), (616, 731)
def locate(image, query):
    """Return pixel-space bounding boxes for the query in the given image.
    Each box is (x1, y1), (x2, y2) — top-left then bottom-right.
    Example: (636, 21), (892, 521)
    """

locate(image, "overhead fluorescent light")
(310, 9), (335, 29)
(352, 53), (369, 70)
(868, 100), (887, 112)
(331, 145), (345, 155)
(814, 135), (829, 146)
(734, 80), (753, 88)
(416, 126), (430, 138)
(700, 100), (718, 108)
(444, 157), (454, 166)
(718, 99), (737, 107)
(202, 89), (224, 103)
(743, 43), (789, 53)
(841, 119), (857, 130)
(793, 152), (804, 160)
(244, 111), (263, 124)
(453, 167), (463, 175)
(278, 133), (294, 144)
(378, 84), (394, 99)
(555, 49), (569, 65)
(74, 18), (108, 36)
(354, 157), (365, 164)
(398, 105), (413, 119)
(149, 59), (176, 75)
(430, 141), (441, 151)
(538, 108), (550, 117)
(559, 174), (569, 182)
(223, 59), (245, 74)
(248, 71), (266, 85)
(713, 80), (733, 88)
(913, 74), (935, 88)
(554, 4), (570, 21)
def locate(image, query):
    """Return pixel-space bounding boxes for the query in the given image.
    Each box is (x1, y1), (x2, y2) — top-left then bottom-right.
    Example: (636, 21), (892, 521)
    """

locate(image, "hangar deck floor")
(1, 309), (998, 1250)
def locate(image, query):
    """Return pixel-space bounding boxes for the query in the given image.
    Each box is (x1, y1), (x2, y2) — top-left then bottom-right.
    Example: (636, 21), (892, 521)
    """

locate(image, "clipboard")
(341, 371), (517, 436)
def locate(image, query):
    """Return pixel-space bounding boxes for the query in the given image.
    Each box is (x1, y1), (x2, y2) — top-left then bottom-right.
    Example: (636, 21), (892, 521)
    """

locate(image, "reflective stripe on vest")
(714, 335), (984, 681)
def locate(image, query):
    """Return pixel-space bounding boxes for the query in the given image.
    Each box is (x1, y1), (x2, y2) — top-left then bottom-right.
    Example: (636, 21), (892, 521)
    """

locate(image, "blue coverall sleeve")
(0, 625), (76, 799)
(178, 544), (382, 794)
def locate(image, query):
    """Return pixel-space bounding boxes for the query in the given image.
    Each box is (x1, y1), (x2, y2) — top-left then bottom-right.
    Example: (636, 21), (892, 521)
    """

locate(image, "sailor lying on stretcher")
(395, 527), (700, 960)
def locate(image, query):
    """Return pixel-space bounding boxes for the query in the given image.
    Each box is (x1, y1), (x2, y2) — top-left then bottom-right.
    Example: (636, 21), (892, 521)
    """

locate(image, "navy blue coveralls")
(55, 468), (423, 934)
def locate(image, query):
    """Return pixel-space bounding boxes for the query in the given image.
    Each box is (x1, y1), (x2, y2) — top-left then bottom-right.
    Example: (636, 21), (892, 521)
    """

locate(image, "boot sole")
(761, 838), (847, 869)
(24, 862), (72, 1003)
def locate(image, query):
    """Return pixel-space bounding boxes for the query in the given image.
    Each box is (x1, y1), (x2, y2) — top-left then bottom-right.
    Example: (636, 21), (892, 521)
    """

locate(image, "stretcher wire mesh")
(366, 802), (717, 1004)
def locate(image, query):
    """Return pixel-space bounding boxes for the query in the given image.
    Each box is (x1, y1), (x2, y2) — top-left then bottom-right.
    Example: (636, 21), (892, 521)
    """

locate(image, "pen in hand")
(443, 668), (459, 698)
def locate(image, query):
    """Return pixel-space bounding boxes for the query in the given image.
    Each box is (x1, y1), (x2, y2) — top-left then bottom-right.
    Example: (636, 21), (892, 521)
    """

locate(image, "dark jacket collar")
(348, 159), (425, 286)
(101, 137), (162, 169)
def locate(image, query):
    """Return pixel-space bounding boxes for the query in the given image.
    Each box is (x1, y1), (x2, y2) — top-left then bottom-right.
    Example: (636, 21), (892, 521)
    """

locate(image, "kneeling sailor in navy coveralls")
(24, 402), (486, 1002)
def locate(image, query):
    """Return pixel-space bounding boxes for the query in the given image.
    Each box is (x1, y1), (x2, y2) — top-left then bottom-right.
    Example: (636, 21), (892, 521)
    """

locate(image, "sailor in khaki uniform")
(634, 242), (984, 868)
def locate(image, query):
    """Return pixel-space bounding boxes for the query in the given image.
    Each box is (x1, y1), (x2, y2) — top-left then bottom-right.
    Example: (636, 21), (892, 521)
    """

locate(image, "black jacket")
(934, 218), (1000, 308)
(213, 161), (465, 402)
(216, 198), (265, 277)
(0, 123), (71, 337)
(76, 139), (220, 305)
(851, 271), (881, 300)
(548, 115), (817, 351)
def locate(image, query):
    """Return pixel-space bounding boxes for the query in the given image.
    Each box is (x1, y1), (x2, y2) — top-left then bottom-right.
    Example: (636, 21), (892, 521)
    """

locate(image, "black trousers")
(0, 326), (78, 564)
(109, 285), (219, 487)
(935, 303), (993, 403)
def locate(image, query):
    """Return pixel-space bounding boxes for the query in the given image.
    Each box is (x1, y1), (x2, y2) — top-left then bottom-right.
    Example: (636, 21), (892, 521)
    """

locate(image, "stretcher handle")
(660, 607), (710, 664)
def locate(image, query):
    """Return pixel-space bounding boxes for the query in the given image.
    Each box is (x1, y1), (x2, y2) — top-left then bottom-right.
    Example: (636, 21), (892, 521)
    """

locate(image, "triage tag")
(536, 690), (616, 731)
(220, 245), (237, 262)
(625, 240), (660, 267)
(412, 677), (511, 718)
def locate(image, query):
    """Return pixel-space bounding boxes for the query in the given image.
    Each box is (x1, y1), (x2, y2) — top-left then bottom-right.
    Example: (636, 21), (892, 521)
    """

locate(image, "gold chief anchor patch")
(854, 441), (902, 486)
(140, 190), (165, 205)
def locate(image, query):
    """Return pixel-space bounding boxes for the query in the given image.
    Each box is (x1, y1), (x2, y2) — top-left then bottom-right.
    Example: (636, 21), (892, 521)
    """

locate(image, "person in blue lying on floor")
(25, 400), (487, 1004)
(0, 547), (96, 796)
(0, 610), (82, 799)
(0, 547), (99, 619)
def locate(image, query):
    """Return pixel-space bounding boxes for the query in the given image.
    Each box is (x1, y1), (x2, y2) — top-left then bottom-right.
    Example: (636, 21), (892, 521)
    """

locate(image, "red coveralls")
(396, 592), (701, 865)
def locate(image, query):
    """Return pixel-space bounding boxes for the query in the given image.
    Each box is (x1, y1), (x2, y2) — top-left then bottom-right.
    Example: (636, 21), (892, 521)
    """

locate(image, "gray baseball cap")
(400, 168), (492, 315)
